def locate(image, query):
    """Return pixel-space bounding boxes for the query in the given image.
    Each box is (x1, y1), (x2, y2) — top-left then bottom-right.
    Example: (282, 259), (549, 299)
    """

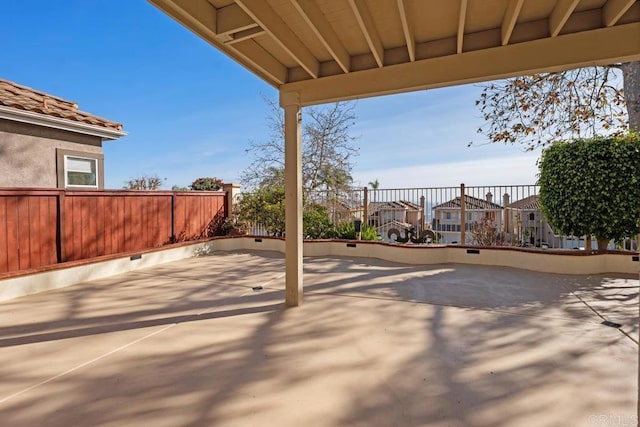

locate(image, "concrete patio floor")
(0, 250), (637, 427)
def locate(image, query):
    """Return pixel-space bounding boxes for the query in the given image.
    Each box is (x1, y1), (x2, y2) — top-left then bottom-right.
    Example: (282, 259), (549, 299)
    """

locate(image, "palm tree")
(368, 179), (380, 203)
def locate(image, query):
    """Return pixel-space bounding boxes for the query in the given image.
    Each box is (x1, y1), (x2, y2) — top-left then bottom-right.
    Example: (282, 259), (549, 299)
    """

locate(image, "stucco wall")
(0, 119), (102, 188)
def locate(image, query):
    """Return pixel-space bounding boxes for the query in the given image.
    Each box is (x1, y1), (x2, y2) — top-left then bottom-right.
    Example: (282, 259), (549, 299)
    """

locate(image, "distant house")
(368, 200), (423, 239)
(432, 193), (503, 243)
(0, 78), (126, 189)
(505, 194), (570, 248)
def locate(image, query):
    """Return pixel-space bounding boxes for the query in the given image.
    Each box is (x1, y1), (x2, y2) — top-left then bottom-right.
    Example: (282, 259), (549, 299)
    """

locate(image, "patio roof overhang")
(147, 0), (640, 306)
(149, 0), (640, 105)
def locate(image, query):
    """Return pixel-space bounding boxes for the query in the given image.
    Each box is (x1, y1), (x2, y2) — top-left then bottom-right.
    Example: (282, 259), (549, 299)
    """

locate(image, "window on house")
(467, 212), (473, 221)
(65, 156), (98, 188)
(445, 212), (452, 220)
(529, 213), (535, 221)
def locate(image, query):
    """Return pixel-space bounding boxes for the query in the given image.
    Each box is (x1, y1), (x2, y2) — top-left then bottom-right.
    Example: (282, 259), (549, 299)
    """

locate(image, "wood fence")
(0, 189), (227, 274)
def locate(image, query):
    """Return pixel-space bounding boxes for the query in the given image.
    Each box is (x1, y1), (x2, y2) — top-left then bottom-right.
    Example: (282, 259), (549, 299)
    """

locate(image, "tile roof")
(508, 195), (541, 210)
(369, 200), (422, 213)
(0, 78), (123, 132)
(432, 195), (503, 210)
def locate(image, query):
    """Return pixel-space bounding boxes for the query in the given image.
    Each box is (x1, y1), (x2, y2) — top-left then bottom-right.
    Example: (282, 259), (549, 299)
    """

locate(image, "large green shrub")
(538, 133), (640, 250)
(236, 186), (286, 236)
(303, 204), (334, 239)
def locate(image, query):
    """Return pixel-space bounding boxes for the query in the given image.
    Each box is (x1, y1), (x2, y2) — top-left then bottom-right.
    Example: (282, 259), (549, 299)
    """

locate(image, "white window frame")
(64, 155), (99, 189)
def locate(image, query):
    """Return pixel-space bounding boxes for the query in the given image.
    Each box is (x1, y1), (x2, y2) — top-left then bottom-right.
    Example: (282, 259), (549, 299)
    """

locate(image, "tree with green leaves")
(475, 62), (639, 151)
(235, 185), (335, 239)
(538, 134), (640, 251)
(241, 97), (358, 195)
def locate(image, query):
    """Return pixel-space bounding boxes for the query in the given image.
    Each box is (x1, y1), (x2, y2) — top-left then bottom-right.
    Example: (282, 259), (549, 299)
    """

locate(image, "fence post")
(363, 187), (368, 224)
(420, 195), (425, 231)
(460, 183), (466, 244)
(222, 183), (241, 220)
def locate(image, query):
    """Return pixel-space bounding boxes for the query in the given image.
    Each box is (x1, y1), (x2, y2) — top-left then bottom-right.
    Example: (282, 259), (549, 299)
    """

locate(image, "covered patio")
(0, 251), (637, 426)
(148, 0), (640, 306)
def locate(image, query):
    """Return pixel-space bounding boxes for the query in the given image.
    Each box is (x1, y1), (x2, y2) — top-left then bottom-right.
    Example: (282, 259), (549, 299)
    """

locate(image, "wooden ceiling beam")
(501, 0), (524, 45)
(229, 39), (288, 85)
(150, 0), (217, 39)
(290, 0), (350, 73)
(549, 0), (580, 36)
(397, 0), (415, 62)
(235, 0), (320, 78)
(457, 0), (468, 53)
(281, 23), (640, 106)
(348, 0), (384, 67)
(216, 3), (257, 35)
(224, 27), (266, 45)
(603, 0), (636, 26)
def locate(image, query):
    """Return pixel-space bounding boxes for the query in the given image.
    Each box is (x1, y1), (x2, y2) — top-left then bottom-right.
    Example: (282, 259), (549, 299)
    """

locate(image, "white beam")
(549, 0), (580, 37)
(397, 0), (415, 62)
(281, 92), (303, 307)
(457, 0), (468, 53)
(291, 0), (351, 73)
(603, 0), (636, 26)
(236, 0), (319, 78)
(216, 3), (257, 35)
(348, 0), (384, 67)
(281, 23), (640, 106)
(501, 0), (524, 45)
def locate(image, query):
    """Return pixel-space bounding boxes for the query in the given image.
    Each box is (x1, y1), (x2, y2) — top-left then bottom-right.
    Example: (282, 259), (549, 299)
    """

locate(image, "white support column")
(281, 91), (303, 307)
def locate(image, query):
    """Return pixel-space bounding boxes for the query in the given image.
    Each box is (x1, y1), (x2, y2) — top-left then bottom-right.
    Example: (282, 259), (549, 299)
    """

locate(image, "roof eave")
(0, 106), (127, 141)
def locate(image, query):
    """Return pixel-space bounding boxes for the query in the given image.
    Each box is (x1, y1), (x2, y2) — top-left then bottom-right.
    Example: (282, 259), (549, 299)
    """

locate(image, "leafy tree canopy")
(475, 62), (640, 151)
(538, 133), (640, 250)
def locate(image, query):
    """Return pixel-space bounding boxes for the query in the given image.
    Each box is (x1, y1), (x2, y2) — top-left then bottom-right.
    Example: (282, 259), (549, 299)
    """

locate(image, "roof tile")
(0, 78), (123, 132)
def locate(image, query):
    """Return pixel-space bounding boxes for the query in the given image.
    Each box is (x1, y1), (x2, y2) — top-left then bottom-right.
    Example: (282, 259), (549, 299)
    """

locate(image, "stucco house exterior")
(0, 78), (126, 189)
(432, 193), (503, 244)
(366, 200), (423, 242)
(369, 200), (422, 227)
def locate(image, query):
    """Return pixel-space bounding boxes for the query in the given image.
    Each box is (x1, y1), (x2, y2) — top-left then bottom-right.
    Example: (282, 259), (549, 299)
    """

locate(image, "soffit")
(150, 0), (640, 105)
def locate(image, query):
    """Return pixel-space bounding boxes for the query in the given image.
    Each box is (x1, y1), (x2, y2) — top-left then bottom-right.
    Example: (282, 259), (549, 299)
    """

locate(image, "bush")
(470, 217), (504, 246)
(538, 133), (640, 251)
(191, 177), (223, 191)
(236, 186), (285, 236)
(303, 204), (334, 239)
(334, 221), (377, 240)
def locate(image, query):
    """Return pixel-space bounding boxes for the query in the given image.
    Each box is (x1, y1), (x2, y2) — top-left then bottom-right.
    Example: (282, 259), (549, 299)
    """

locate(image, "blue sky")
(1, 0), (540, 189)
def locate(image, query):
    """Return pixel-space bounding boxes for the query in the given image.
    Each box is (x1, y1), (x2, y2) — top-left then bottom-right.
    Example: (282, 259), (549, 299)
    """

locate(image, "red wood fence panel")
(173, 193), (226, 242)
(0, 191), (59, 273)
(0, 189), (227, 273)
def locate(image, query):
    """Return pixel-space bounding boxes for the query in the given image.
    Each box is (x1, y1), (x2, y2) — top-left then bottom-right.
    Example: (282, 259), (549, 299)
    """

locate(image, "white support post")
(281, 91), (303, 307)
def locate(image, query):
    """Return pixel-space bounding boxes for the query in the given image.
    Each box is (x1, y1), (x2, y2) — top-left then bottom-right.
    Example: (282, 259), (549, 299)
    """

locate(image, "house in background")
(0, 78), (126, 189)
(432, 192), (503, 244)
(368, 200), (423, 240)
(504, 194), (551, 246)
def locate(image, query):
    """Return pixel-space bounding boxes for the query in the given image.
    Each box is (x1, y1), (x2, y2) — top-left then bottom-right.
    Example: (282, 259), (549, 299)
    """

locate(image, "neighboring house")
(505, 194), (579, 248)
(368, 200), (423, 240)
(0, 78), (126, 189)
(432, 193), (503, 243)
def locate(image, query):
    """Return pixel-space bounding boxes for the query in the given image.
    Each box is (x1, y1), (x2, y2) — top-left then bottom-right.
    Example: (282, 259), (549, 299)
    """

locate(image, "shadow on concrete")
(0, 250), (636, 427)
